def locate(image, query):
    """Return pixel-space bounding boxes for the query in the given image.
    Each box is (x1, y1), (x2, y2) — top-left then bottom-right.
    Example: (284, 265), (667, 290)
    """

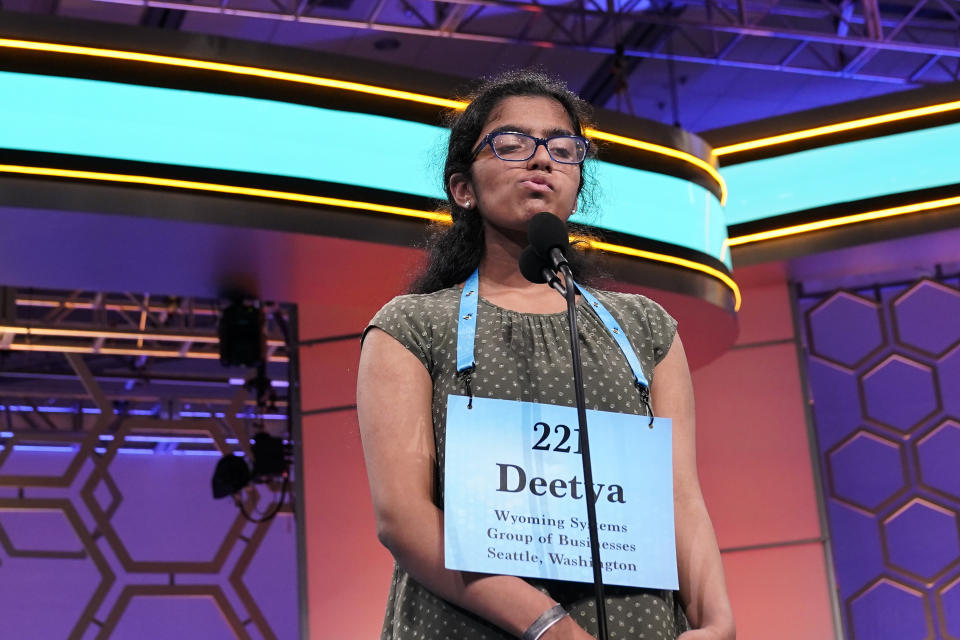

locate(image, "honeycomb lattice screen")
(0, 369), (300, 639)
(797, 275), (960, 640)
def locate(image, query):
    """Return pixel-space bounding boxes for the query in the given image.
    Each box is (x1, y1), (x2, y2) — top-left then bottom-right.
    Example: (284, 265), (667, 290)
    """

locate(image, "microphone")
(519, 245), (566, 295)
(519, 245), (549, 283)
(527, 212), (570, 272)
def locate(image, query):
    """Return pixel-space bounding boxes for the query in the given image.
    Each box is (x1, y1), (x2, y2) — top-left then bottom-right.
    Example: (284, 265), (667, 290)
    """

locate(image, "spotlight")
(211, 454), (251, 499)
(251, 432), (286, 478)
(218, 299), (265, 367)
(210, 433), (288, 498)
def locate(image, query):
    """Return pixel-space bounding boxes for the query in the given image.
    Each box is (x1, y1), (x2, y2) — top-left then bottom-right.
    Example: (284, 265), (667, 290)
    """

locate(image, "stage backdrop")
(296, 261), (840, 639)
(0, 424), (299, 639)
(797, 272), (960, 640)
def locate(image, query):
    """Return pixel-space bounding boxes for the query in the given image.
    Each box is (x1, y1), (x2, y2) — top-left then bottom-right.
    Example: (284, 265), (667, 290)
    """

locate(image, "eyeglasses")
(471, 131), (590, 165)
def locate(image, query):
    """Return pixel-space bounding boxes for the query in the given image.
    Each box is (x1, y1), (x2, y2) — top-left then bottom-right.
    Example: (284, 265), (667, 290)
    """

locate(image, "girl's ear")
(448, 173), (476, 210)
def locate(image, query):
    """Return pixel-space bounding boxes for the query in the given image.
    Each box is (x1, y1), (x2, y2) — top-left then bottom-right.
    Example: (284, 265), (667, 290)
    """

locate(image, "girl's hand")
(540, 615), (595, 640)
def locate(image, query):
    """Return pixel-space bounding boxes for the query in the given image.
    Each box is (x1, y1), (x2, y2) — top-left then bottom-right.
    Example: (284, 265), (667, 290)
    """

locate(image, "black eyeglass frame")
(470, 131), (590, 165)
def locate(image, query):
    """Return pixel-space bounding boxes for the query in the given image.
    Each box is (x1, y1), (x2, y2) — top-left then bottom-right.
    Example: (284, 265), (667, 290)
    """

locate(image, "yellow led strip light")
(583, 239), (741, 311)
(587, 129), (727, 205)
(0, 325), (284, 346)
(714, 99), (960, 157)
(0, 164), (451, 222)
(1, 164), (739, 308)
(5, 343), (288, 361)
(0, 37), (467, 110)
(726, 195), (960, 247)
(0, 38), (726, 201)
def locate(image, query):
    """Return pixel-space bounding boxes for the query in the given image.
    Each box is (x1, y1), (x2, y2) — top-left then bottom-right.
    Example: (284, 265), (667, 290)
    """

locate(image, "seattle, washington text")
(483, 510), (638, 572)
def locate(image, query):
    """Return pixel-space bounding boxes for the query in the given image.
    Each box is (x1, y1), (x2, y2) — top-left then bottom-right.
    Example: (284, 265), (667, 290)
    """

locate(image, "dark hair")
(408, 70), (599, 294)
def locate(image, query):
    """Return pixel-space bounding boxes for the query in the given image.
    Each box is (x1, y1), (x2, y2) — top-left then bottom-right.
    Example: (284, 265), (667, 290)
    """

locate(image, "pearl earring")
(464, 200), (472, 209)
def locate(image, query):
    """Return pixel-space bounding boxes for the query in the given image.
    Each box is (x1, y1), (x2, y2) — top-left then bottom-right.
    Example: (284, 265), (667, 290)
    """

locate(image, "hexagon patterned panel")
(0, 363), (299, 639)
(798, 276), (960, 640)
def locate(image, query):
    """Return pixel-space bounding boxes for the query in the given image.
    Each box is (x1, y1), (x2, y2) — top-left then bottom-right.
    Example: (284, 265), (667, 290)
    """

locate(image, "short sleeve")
(634, 295), (678, 367)
(590, 290), (678, 381)
(363, 295), (435, 373)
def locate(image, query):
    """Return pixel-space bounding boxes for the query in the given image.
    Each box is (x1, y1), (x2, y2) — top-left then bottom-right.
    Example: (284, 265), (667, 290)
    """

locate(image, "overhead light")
(218, 299), (266, 368)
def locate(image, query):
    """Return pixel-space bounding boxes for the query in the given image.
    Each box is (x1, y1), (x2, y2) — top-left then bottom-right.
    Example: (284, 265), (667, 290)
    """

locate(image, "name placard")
(444, 395), (678, 589)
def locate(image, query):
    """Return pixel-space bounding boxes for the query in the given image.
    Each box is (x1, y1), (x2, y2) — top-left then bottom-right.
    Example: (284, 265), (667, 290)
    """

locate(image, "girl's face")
(452, 96), (582, 235)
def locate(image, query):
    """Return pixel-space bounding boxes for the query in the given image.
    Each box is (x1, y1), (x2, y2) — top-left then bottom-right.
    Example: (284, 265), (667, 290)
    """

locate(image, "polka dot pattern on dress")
(367, 285), (686, 640)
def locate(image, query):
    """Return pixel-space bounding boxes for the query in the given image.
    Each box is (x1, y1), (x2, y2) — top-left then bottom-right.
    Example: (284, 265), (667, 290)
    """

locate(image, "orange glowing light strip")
(714, 99), (960, 157)
(0, 38), (726, 200)
(583, 239), (741, 311)
(0, 163), (738, 309)
(586, 129), (727, 205)
(0, 325), (284, 346)
(725, 195), (960, 247)
(16, 299), (220, 314)
(0, 37), (467, 110)
(0, 164), (450, 222)
(5, 343), (288, 361)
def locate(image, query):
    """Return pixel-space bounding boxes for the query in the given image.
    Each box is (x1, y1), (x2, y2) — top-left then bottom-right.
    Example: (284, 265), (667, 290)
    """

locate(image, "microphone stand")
(554, 260), (609, 640)
(539, 266), (566, 297)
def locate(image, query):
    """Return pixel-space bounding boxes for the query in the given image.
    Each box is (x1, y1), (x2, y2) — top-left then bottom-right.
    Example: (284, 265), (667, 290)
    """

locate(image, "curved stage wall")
(4, 13), (960, 640)
(0, 33), (737, 306)
(0, 17), (743, 372)
(706, 83), (960, 266)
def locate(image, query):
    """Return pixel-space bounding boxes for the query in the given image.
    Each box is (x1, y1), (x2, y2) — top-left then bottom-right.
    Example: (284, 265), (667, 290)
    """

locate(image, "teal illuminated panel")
(0, 70), (443, 198)
(0, 71), (728, 266)
(577, 164), (728, 266)
(721, 122), (960, 226)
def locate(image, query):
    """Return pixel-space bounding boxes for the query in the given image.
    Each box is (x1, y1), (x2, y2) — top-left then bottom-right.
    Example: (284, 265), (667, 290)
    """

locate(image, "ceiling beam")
(85, 0), (960, 83)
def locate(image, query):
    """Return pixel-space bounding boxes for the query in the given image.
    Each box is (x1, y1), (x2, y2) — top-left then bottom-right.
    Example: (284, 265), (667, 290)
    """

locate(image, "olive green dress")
(367, 285), (689, 640)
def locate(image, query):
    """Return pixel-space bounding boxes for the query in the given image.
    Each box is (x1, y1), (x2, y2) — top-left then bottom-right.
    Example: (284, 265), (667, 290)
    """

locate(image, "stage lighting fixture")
(211, 433), (288, 495)
(211, 454), (252, 499)
(211, 431), (290, 522)
(251, 432), (287, 478)
(218, 299), (265, 367)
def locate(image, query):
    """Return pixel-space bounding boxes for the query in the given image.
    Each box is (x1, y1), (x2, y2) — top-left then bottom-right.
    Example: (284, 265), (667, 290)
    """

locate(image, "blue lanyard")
(456, 268), (651, 406)
(455, 268), (481, 375)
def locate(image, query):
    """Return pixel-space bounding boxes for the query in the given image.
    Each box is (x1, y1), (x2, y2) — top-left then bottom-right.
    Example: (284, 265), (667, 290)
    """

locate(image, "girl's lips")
(520, 180), (552, 193)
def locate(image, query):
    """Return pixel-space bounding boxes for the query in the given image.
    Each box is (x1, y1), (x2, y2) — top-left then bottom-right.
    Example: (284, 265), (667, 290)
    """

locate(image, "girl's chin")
(518, 204), (571, 219)
(481, 219), (532, 239)
(481, 204), (573, 230)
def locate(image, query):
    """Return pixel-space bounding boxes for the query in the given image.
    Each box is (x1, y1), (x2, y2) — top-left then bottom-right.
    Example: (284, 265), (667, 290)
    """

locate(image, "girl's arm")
(652, 336), (736, 640)
(357, 328), (593, 639)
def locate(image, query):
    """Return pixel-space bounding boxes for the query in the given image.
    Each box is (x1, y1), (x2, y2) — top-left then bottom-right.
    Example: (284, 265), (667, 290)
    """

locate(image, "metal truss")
(86, 0), (960, 84)
(0, 391), (289, 432)
(0, 288), (291, 434)
(0, 288), (288, 362)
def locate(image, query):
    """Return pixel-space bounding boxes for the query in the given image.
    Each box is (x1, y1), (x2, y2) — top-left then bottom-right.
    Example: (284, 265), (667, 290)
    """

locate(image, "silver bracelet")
(522, 603), (569, 640)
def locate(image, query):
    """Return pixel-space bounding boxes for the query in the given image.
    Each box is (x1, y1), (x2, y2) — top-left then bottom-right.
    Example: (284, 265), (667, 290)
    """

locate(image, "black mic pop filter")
(527, 212), (570, 260)
(519, 245), (549, 284)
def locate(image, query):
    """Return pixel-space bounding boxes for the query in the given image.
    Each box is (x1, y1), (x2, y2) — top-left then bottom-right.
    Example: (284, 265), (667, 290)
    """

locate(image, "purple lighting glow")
(0, 405), (285, 420)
